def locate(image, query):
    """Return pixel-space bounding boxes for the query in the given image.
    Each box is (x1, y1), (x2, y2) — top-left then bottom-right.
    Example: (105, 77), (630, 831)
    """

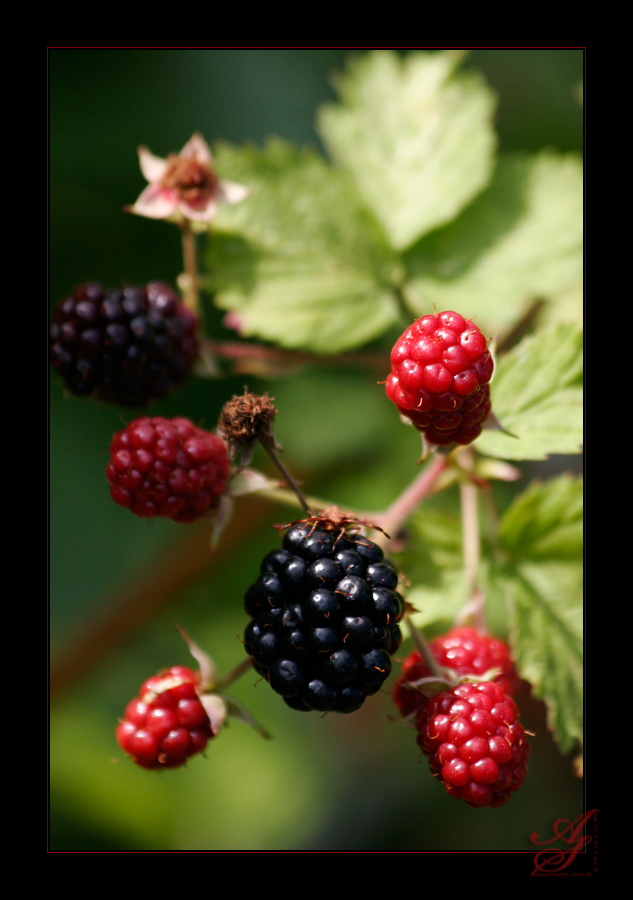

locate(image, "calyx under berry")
(276, 506), (390, 546)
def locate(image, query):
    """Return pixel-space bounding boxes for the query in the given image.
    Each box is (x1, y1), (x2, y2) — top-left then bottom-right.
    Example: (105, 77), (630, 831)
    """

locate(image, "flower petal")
(130, 183), (179, 219)
(179, 133), (213, 167)
(179, 199), (218, 222)
(138, 146), (168, 183)
(217, 179), (251, 205)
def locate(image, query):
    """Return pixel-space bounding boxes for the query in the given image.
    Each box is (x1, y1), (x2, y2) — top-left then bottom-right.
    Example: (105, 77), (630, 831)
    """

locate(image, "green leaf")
(206, 139), (401, 353)
(402, 152), (583, 334)
(318, 50), (497, 251)
(476, 323), (583, 460)
(498, 476), (583, 755)
(498, 473), (583, 560)
(401, 504), (507, 638)
(400, 505), (467, 631)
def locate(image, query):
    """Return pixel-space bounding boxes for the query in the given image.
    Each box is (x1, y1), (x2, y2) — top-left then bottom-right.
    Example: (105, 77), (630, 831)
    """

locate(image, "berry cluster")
(106, 416), (230, 523)
(392, 627), (518, 720)
(244, 522), (404, 714)
(392, 628), (528, 807)
(49, 282), (198, 407)
(385, 311), (493, 446)
(116, 666), (213, 769)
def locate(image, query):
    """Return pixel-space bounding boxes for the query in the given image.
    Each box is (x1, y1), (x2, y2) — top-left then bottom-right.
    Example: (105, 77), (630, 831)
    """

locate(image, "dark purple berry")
(50, 282), (199, 407)
(243, 524), (404, 714)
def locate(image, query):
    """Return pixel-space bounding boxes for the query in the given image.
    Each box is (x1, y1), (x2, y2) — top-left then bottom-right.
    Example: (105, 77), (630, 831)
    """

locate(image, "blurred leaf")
(51, 703), (174, 848)
(318, 50), (497, 250)
(498, 473), (583, 559)
(402, 505), (507, 639)
(476, 323), (583, 460)
(403, 152), (583, 333)
(400, 506), (465, 629)
(497, 476), (583, 755)
(207, 139), (401, 352)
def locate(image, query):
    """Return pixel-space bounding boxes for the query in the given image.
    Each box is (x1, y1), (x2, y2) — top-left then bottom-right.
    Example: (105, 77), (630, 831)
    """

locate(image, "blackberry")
(243, 521), (404, 714)
(49, 282), (199, 407)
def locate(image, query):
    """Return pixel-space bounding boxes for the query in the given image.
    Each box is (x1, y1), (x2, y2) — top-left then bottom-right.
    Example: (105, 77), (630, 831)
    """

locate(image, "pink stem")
(376, 454), (449, 540)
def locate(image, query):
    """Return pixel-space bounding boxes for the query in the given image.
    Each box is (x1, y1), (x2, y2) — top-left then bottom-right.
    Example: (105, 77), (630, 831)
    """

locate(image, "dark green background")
(49, 49), (584, 853)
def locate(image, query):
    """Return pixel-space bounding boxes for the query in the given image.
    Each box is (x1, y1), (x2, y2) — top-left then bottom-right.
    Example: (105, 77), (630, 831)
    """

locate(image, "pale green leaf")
(498, 474), (583, 560)
(403, 152), (583, 334)
(318, 50), (497, 250)
(476, 323), (583, 460)
(401, 505), (507, 638)
(403, 512), (468, 634)
(503, 563), (583, 755)
(498, 476), (583, 754)
(206, 139), (401, 353)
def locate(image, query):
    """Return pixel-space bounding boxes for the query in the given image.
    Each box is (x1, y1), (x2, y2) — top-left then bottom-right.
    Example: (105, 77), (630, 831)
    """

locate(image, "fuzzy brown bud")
(218, 389), (279, 466)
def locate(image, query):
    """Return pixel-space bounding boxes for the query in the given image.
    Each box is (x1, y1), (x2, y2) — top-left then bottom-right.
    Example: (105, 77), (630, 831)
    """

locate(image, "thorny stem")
(180, 222), (200, 315)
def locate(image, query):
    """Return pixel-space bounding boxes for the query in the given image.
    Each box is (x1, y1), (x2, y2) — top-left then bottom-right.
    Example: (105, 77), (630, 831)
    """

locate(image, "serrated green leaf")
(503, 563), (583, 755)
(206, 139), (401, 353)
(497, 476), (583, 755)
(318, 50), (497, 251)
(476, 323), (583, 460)
(498, 474), (583, 560)
(400, 506), (466, 630)
(401, 505), (507, 637)
(403, 152), (583, 333)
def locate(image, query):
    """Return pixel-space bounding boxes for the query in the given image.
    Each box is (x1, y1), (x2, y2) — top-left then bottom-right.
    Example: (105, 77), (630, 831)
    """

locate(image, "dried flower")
(126, 133), (249, 224)
(218, 389), (278, 466)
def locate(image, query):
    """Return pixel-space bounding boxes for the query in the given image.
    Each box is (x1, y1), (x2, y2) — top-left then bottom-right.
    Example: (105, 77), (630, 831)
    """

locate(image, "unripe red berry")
(392, 627), (519, 722)
(106, 416), (230, 523)
(385, 312), (493, 446)
(116, 666), (214, 769)
(416, 681), (529, 807)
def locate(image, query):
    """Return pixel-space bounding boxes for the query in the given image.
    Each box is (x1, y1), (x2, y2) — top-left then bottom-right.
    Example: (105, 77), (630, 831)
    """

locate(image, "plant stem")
(407, 618), (446, 680)
(375, 453), (449, 542)
(260, 439), (312, 515)
(201, 338), (388, 373)
(217, 657), (254, 691)
(457, 447), (486, 631)
(180, 222), (200, 315)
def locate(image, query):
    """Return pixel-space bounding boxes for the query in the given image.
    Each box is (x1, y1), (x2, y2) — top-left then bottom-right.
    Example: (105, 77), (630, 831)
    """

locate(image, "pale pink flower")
(126, 133), (249, 223)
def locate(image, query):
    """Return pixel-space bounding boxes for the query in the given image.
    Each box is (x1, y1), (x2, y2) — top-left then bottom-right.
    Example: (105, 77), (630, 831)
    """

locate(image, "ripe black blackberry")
(49, 282), (199, 407)
(243, 518), (404, 714)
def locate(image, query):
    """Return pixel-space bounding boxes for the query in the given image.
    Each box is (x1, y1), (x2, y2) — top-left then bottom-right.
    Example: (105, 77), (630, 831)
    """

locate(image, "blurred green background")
(49, 48), (584, 851)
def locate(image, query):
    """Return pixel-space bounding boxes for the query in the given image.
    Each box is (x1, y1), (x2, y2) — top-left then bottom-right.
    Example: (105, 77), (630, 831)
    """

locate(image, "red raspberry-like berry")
(416, 680), (529, 807)
(116, 666), (214, 769)
(429, 627), (518, 697)
(392, 627), (518, 721)
(106, 416), (230, 523)
(385, 311), (493, 446)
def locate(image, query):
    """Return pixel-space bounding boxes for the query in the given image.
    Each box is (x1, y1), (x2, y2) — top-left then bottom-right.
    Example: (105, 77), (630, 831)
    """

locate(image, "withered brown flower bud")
(218, 389), (279, 466)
